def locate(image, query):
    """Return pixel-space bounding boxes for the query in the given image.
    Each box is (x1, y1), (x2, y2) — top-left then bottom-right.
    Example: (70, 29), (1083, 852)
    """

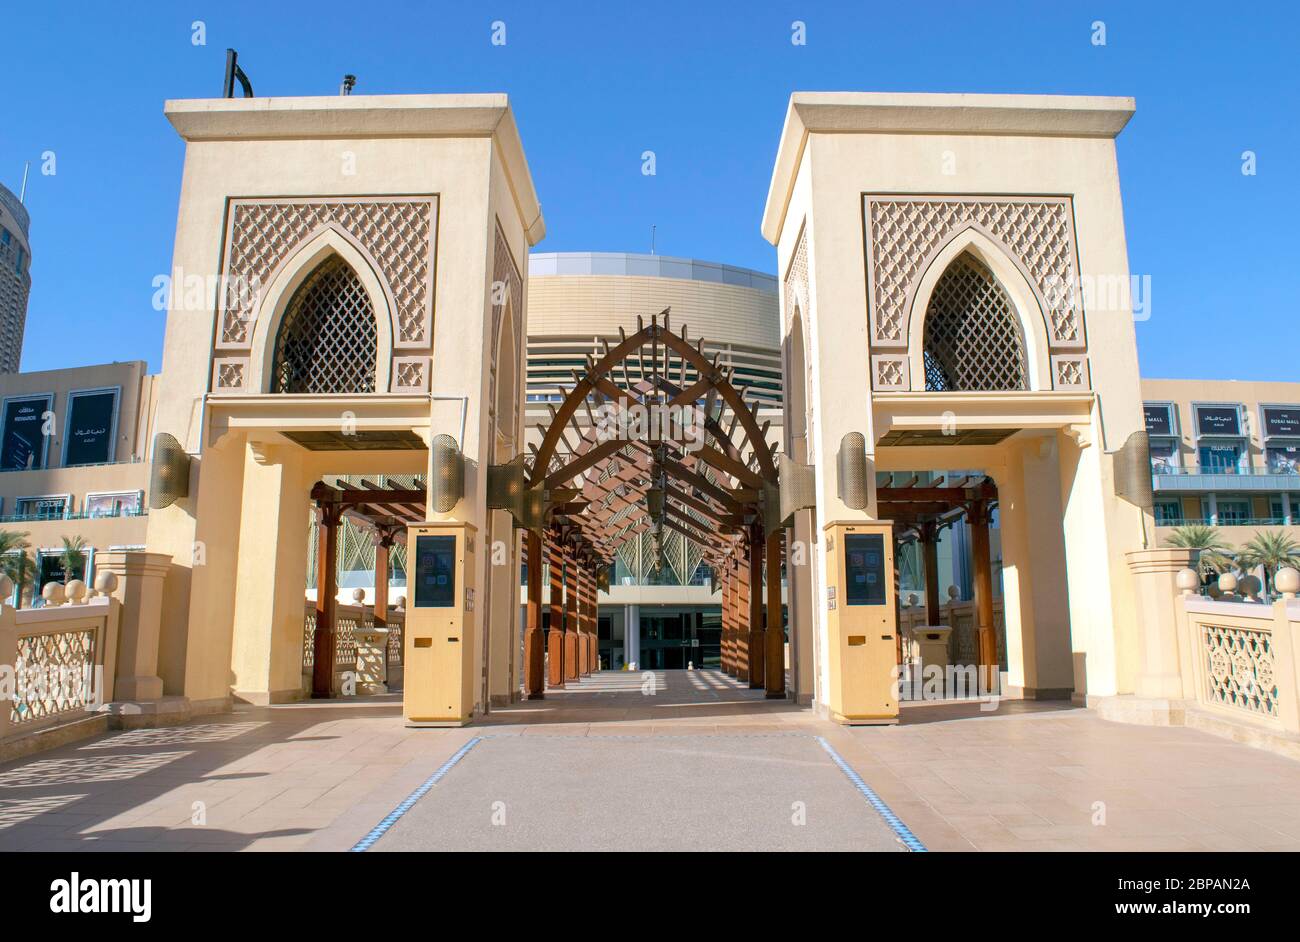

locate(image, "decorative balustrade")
(898, 599), (1007, 669)
(301, 600), (405, 696)
(1, 593), (120, 743)
(1178, 595), (1298, 731)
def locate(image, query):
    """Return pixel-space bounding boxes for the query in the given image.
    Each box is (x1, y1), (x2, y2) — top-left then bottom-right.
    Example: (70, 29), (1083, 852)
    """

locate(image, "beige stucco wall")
(145, 94), (543, 712)
(764, 93), (1148, 708)
(528, 273), (779, 349)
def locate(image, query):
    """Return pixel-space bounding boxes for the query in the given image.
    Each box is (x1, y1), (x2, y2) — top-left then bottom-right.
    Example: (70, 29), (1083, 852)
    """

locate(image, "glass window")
(1155, 501), (1183, 525)
(1199, 444), (1242, 473)
(1207, 498), (1250, 525)
(85, 492), (141, 517)
(1150, 440), (1180, 473)
(1266, 444), (1300, 474)
(15, 496), (67, 519)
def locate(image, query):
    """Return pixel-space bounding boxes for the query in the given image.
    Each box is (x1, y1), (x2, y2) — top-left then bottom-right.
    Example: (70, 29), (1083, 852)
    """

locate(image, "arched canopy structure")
(525, 311), (779, 573)
(520, 311), (794, 698)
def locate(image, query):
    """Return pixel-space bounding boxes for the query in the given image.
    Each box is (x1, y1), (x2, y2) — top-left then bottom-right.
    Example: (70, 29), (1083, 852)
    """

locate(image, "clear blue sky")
(3, 1), (1296, 381)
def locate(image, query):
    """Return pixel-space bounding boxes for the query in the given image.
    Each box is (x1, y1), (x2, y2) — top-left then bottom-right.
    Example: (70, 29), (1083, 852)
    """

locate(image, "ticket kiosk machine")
(823, 520), (899, 725)
(404, 522), (477, 726)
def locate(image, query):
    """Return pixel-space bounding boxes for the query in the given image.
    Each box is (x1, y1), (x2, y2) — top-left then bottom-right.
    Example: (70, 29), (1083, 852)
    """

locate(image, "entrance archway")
(516, 312), (801, 700)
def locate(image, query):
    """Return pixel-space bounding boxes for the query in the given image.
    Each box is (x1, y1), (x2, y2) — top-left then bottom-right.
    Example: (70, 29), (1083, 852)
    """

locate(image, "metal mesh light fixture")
(429, 434), (464, 513)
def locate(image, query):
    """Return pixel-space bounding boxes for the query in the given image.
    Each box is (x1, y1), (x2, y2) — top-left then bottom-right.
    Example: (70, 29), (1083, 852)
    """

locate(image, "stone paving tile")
(1, 671), (1297, 852)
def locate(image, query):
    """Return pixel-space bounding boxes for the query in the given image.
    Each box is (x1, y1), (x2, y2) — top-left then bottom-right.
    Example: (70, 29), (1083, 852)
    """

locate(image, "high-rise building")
(0, 181), (32, 373)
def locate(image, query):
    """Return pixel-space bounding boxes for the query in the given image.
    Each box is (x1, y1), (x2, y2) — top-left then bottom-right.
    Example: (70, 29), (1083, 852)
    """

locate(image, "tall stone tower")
(0, 182), (31, 373)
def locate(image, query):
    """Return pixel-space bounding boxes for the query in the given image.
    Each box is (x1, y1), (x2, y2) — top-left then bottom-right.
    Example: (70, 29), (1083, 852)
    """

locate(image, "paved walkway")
(0, 670), (1297, 851)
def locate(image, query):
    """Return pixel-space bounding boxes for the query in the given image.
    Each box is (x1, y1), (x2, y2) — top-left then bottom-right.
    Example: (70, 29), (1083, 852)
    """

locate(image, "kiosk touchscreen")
(823, 520), (899, 724)
(404, 522), (477, 726)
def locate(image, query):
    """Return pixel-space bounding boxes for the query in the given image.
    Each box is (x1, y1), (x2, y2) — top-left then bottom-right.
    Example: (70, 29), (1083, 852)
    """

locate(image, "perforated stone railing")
(1, 595), (119, 742)
(301, 600), (405, 696)
(1178, 596), (1299, 731)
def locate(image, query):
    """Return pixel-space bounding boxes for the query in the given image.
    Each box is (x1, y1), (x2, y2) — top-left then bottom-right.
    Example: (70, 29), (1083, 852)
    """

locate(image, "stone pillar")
(625, 603), (640, 669)
(1126, 548), (1196, 700)
(524, 529), (544, 699)
(93, 551), (172, 702)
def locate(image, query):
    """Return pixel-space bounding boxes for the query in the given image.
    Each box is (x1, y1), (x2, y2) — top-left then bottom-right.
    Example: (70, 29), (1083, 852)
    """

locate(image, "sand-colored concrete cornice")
(762, 91), (1137, 244)
(164, 93), (545, 243)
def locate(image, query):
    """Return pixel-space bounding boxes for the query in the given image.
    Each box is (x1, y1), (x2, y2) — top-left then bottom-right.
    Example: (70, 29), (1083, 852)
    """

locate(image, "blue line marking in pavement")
(349, 736), (484, 852)
(815, 736), (928, 852)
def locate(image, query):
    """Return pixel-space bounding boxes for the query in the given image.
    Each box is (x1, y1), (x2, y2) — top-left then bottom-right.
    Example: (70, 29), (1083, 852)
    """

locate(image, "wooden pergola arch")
(520, 312), (789, 700)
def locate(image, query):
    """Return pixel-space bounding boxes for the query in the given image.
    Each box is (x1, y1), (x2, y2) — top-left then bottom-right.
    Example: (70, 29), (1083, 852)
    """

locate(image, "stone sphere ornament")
(65, 579), (88, 603)
(42, 582), (66, 606)
(1175, 568), (1200, 595)
(94, 570), (119, 596)
(1217, 572), (1238, 596)
(1276, 567), (1300, 598)
(352, 588), (366, 604)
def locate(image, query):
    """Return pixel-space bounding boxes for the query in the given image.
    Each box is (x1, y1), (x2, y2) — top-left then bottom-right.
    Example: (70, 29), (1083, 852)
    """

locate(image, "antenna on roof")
(19, 162), (29, 204)
(340, 74), (357, 96)
(650, 225), (656, 256)
(222, 49), (255, 98)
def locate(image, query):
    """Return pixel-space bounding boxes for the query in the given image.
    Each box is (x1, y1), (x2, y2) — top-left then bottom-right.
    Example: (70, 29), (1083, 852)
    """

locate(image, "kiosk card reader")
(823, 520), (899, 725)
(404, 522), (477, 726)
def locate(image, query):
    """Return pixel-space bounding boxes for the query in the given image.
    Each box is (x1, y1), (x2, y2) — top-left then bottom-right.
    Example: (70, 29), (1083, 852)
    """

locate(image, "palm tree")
(1235, 530), (1300, 595)
(0, 529), (32, 608)
(1163, 524), (1233, 575)
(58, 535), (88, 583)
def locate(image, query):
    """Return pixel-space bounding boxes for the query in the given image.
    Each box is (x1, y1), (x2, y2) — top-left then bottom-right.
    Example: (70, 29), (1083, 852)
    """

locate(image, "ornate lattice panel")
(271, 257), (377, 394)
(1202, 624), (1278, 718)
(865, 196), (1084, 349)
(922, 254), (1027, 392)
(11, 629), (98, 725)
(783, 227), (809, 325)
(218, 197), (436, 348)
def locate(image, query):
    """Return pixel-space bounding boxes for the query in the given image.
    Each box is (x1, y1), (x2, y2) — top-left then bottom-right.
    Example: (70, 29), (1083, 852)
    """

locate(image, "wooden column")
(372, 528), (394, 629)
(764, 528), (785, 698)
(970, 500), (998, 685)
(564, 541), (579, 682)
(591, 568), (601, 673)
(722, 564), (736, 676)
(578, 562), (592, 677)
(743, 548), (754, 680)
(524, 529), (545, 699)
(922, 521), (942, 626)
(748, 527), (765, 690)
(311, 501), (340, 699)
(546, 531), (565, 688)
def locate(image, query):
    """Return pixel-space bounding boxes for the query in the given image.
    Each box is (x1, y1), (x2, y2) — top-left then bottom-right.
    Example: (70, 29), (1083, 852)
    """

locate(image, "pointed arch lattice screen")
(922, 253), (1027, 393)
(272, 256), (377, 394)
